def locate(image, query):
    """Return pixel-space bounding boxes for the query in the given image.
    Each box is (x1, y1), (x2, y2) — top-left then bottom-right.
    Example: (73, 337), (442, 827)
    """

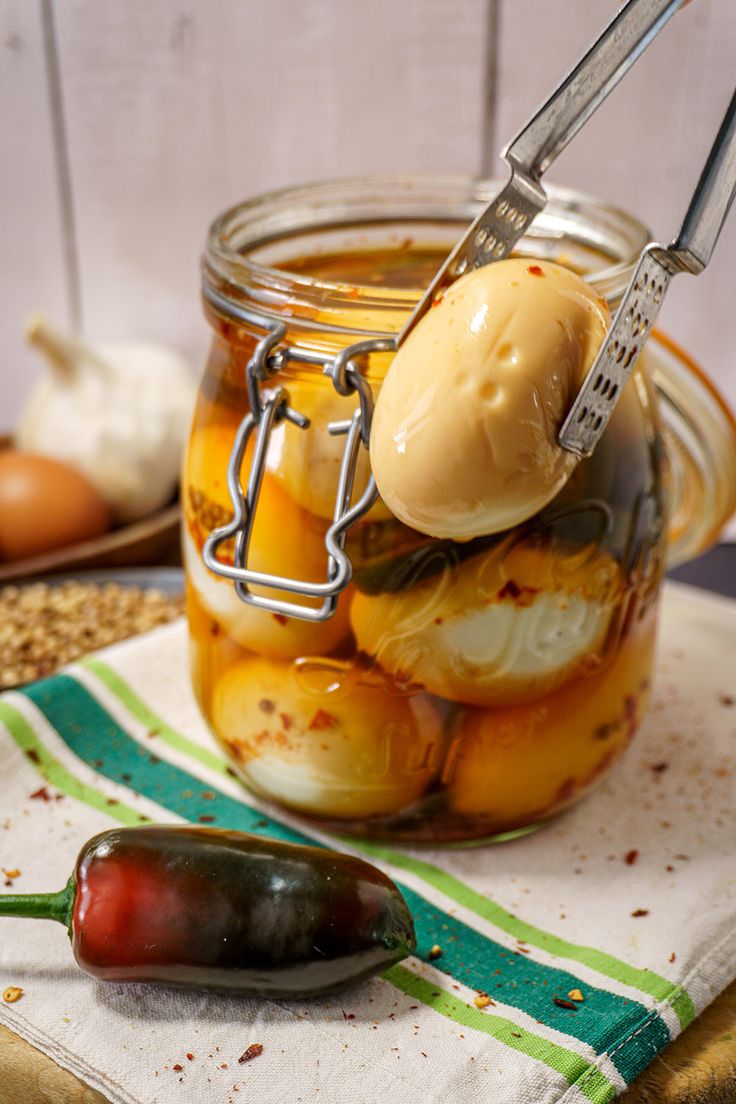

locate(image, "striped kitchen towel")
(0, 580), (735, 1104)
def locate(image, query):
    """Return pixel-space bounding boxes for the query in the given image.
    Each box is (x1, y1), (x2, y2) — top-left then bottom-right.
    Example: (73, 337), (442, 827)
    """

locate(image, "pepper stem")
(0, 876), (75, 930)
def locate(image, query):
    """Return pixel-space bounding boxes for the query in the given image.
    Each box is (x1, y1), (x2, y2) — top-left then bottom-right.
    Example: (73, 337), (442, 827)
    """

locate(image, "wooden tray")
(0, 435), (181, 582)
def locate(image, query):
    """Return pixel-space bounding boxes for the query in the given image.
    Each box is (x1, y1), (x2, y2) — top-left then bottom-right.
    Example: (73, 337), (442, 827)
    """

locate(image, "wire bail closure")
(201, 289), (395, 623)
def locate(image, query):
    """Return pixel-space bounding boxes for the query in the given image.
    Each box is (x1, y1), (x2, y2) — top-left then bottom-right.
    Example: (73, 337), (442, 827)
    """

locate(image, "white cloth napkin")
(0, 580), (735, 1104)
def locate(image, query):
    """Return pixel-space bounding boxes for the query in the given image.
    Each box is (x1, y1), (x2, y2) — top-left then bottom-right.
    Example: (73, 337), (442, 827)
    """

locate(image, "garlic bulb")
(18, 315), (197, 523)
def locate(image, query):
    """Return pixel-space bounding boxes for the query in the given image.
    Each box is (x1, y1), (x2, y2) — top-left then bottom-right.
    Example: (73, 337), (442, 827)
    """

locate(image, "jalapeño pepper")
(0, 826), (415, 996)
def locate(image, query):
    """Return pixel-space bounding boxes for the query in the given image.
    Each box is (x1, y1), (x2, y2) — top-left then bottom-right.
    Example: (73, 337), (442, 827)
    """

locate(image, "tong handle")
(505, 0), (684, 179)
(669, 88), (736, 274)
(398, 0), (684, 346)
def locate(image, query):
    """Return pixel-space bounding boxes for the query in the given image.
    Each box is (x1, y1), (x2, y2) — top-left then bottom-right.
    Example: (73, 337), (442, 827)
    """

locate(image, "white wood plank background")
(0, 0), (71, 425)
(1, 0), (735, 445)
(41, 0), (487, 397)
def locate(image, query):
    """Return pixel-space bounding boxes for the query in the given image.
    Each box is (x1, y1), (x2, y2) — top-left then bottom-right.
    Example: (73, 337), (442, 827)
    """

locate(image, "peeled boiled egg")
(0, 450), (110, 561)
(184, 423), (351, 660)
(447, 608), (657, 827)
(370, 258), (611, 539)
(266, 375), (391, 521)
(350, 542), (620, 706)
(212, 655), (442, 819)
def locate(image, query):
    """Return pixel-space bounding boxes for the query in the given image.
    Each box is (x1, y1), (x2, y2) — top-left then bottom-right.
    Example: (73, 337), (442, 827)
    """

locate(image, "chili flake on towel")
(238, 1044), (264, 1063)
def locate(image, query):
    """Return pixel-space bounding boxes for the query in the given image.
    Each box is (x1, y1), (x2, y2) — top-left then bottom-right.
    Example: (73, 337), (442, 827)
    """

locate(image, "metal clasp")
(201, 286), (395, 622)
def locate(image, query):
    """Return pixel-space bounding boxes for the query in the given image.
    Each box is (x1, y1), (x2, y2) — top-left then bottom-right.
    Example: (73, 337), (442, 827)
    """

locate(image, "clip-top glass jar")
(184, 175), (736, 845)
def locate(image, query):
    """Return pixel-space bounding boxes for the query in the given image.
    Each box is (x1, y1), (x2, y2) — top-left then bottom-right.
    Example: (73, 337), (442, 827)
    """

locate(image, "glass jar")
(184, 175), (736, 845)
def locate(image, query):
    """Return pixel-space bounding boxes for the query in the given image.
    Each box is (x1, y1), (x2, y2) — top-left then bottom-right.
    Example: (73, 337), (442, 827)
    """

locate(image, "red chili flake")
(258, 699), (275, 714)
(553, 997), (578, 1010)
(434, 617), (443, 625)
(527, 264), (544, 277)
(556, 777), (577, 803)
(201, 791), (215, 801)
(669, 952), (677, 963)
(29, 786), (51, 802)
(308, 709), (337, 731)
(172, 1064), (184, 1072)
(431, 294), (444, 308)
(665, 864), (675, 872)
(238, 1043), (263, 1064)
(3, 868), (20, 880)
(25, 749), (41, 764)
(342, 1011), (356, 1020)
(631, 909), (649, 918)
(198, 815), (216, 823)
(280, 713), (293, 731)
(594, 722), (615, 741)
(719, 694), (734, 707)
(650, 761), (669, 774)
(186, 1053), (194, 1061)
(624, 850), (639, 865)
(272, 614), (287, 626)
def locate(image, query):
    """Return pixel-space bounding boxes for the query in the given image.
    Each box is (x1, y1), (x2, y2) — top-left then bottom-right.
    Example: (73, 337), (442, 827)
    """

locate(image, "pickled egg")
(350, 543), (620, 706)
(447, 610), (657, 827)
(266, 376), (391, 521)
(184, 423), (351, 660)
(0, 450), (110, 561)
(370, 259), (610, 539)
(212, 655), (442, 819)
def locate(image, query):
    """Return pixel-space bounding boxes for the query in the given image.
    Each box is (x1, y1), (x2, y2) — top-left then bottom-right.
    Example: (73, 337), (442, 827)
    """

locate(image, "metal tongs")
(400, 0), (736, 457)
(203, 0), (736, 623)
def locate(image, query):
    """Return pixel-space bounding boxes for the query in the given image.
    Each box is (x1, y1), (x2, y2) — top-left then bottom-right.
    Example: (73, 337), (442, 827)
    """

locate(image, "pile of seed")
(0, 581), (184, 689)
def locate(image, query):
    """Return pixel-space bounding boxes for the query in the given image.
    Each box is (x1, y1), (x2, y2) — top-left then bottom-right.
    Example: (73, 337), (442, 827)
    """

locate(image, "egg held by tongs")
(370, 258), (610, 540)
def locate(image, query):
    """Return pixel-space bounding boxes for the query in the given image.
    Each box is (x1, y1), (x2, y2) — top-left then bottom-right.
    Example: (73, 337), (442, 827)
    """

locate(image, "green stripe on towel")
(0, 699), (147, 826)
(84, 656), (695, 1032)
(353, 841), (696, 1031)
(1, 690), (612, 1098)
(385, 964), (617, 1103)
(21, 673), (669, 1082)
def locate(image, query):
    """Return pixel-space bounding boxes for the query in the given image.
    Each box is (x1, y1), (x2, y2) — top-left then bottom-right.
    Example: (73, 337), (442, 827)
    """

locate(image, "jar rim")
(203, 173), (652, 328)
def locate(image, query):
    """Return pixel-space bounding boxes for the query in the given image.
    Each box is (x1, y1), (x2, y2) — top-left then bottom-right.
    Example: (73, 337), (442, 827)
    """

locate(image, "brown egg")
(0, 451), (110, 561)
